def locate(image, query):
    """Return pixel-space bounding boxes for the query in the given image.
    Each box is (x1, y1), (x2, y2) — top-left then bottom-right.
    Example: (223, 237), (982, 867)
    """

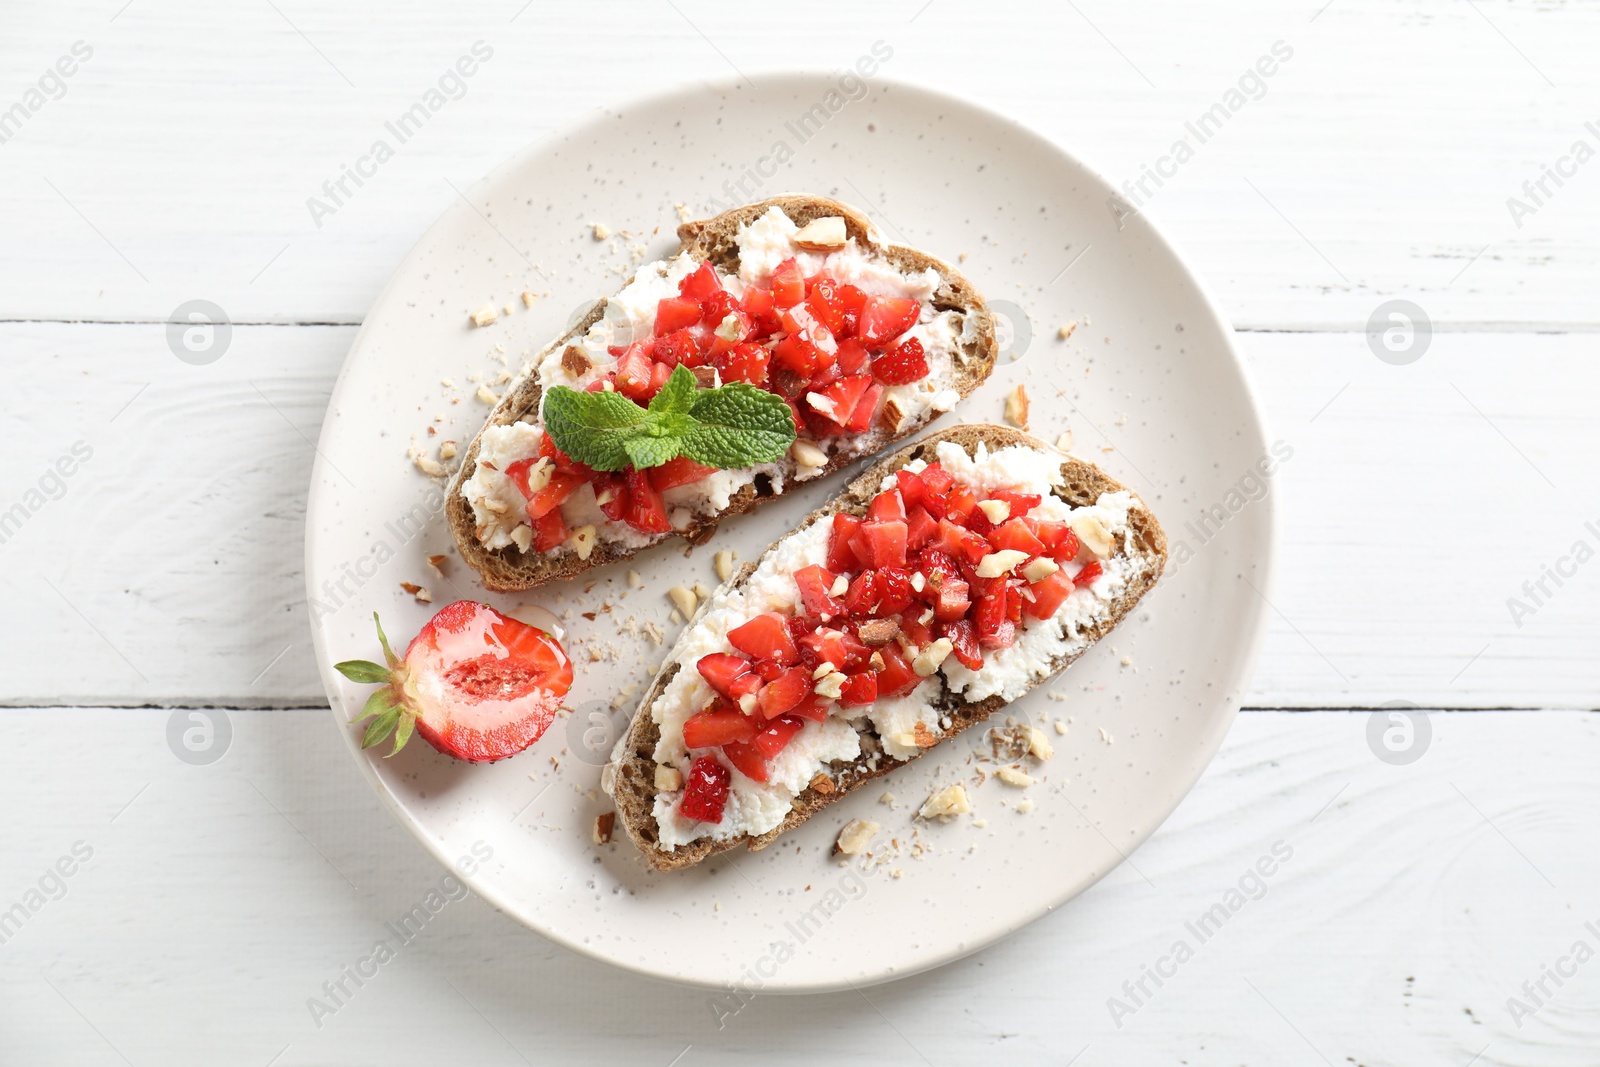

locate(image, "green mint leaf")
(623, 431), (682, 470)
(542, 386), (650, 471)
(647, 365), (699, 417)
(681, 384), (797, 468)
(336, 659), (390, 684)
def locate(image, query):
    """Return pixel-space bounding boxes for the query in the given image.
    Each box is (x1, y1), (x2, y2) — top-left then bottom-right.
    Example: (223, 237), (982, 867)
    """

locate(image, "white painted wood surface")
(4, 0), (1600, 1061)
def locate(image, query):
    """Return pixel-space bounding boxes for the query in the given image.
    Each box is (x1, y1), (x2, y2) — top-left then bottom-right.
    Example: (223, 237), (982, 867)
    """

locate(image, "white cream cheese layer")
(635, 440), (1150, 850)
(459, 205), (970, 554)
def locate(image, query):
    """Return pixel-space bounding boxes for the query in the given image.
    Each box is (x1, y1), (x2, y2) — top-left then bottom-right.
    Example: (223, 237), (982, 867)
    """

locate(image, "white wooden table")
(5, 1), (1599, 1063)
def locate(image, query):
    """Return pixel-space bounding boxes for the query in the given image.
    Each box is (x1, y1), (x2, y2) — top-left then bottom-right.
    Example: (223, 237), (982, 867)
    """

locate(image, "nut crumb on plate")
(834, 819), (878, 855)
(592, 812), (615, 845)
(1004, 384), (1030, 429)
(919, 784), (971, 821)
(469, 305), (498, 328)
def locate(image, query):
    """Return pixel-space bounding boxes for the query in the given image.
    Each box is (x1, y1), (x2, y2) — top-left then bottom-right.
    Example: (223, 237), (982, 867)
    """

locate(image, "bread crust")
(445, 196), (998, 592)
(607, 424), (1168, 872)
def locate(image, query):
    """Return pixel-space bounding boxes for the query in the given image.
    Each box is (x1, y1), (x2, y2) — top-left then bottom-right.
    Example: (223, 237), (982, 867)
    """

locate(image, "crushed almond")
(627, 570), (644, 589)
(833, 818), (878, 855)
(654, 765), (682, 791)
(426, 554), (448, 573)
(412, 453), (445, 478)
(691, 366), (720, 388)
(1067, 513), (1115, 558)
(591, 222), (610, 240)
(1004, 384), (1030, 429)
(592, 812), (615, 845)
(809, 772), (835, 795)
(1027, 726), (1055, 761)
(1057, 321), (1077, 340)
(790, 439), (827, 469)
(829, 574), (849, 597)
(666, 586), (697, 619)
(879, 395), (907, 432)
(919, 784), (971, 821)
(469, 305), (499, 328)
(521, 290), (538, 308)
(976, 549), (1028, 579)
(977, 498), (1010, 524)
(1022, 557), (1060, 583)
(475, 384), (499, 405)
(438, 440), (458, 461)
(399, 582), (433, 603)
(996, 766), (1034, 788)
(1055, 429), (1075, 452)
(792, 215), (848, 251)
(714, 550), (735, 582)
(912, 638), (954, 676)
(569, 524), (598, 560)
(561, 345), (592, 377)
(1054, 720), (1068, 735)
(857, 618), (900, 646)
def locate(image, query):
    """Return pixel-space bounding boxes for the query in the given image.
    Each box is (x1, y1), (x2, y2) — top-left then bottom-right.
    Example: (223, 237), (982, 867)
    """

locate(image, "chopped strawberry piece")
(774, 331), (830, 377)
(834, 337), (870, 374)
(741, 285), (781, 335)
(875, 645), (920, 697)
(1006, 585), (1024, 624)
(503, 457), (539, 499)
(836, 284), (867, 336)
(679, 756), (731, 822)
(699, 288), (738, 327)
(590, 473), (628, 522)
(794, 564), (844, 617)
(799, 628), (870, 671)
(895, 469), (926, 510)
(727, 612), (800, 667)
(678, 261), (723, 305)
(1034, 521), (1081, 561)
(1075, 561), (1104, 587)
(758, 667), (813, 719)
(942, 619), (982, 670)
(752, 658), (788, 682)
(839, 672), (877, 706)
(643, 361), (673, 400)
(897, 610), (933, 648)
(905, 505), (938, 550)
(844, 570), (882, 617)
(613, 344), (655, 403)
(942, 484), (978, 525)
(621, 469), (670, 534)
(723, 716), (806, 782)
(935, 519), (990, 564)
(974, 587), (1007, 642)
(651, 328), (703, 368)
(655, 296), (702, 336)
(983, 618), (1016, 650)
(827, 513), (864, 574)
(712, 341), (769, 386)
(1024, 570), (1075, 620)
(845, 383), (883, 434)
(917, 547), (961, 591)
(786, 691), (832, 722)
(531, 509), (568, 552)
(770, 257), (805, 308)
(871, 336), (930, 384)
(813, 374), (872, 429)
(875, 568), (915, 616)
(648, 456), (717, 491)
(857, 295), (920, 347)
(697, 653), (761, 700)
(804, 276), (849, 336)
(991, 518), (1046, 557)
(933, 579), (972, 622)
(520, 472), (581, 520)
(918, 463), (954, 517)
(867, 489), (906, 523)
(990, 489), (1042, 517)
(682, 707), (760, 749)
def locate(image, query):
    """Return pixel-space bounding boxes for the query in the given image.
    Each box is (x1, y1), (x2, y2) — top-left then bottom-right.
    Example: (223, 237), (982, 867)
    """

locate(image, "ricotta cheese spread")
(632, 441), (1152, 850)
(459, 205), (974, 555)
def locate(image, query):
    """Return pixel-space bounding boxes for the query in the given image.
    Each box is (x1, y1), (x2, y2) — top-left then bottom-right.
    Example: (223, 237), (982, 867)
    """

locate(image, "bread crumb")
(834, 819), (878, 855)
(958, 251), (970, 262)
(674, 202), (692, 223)
(1057, 321), (1077, 340)
(469, 305), (498, 328)
(1046, 691), (1066, 703)
(891, 869), (904, 879)
(592, 812), (615, 845)
(1004, 384), (1030, 429)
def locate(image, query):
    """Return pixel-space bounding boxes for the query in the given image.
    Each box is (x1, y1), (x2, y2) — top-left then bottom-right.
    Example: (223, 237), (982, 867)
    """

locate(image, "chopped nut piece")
(809, 772), (835, 795)
(977, 498), (1011, 524)
(868, 650), (886, 671)
(509, 525), (532, 552)
(1057, 320), (1078, 340)
(812, 661), (838, 680)
(521, 290), (538, 308)
(413, 453), (445, 478)
(714, 550), (735, 582)
(714, 313), (745, 343)
(910, 571), (926, 593)
(591, 222), (610, 240)
(919, 784), (971, 821)
(790, 438), (828, 469)
(857, 618), (900, 646)
(805, 391), (839, 418)
(399, 582), (432, 603)
(667, 585), (698, 618)
(1022, 556), (1060, 583)
(475, 383), (499, 405)
(976, 549), (1029, 579)
(469, 304), (498, 328)
(691, 366), (720, 388)
(438, 440), (458, 461)
(814, 671), (846, 700)
(427, 554), (448, 573)
(829, 574), (849, 597)
(592, 812), (615, 845)
(1054, 720), (1069, 735)
(996, 766), (1034, 788)
(792, 215), (848, 251)
(879, 396), (907, 432)
(1067, 513), (1115, 558)
(692, 582), (712, 602)
(654, 765), (683, 791)
(560, 345), (592, 377)
(1016, 799), (1035, 813)
(482, 497), (509, 514)
(569, 524), (598, 560)
(834, 818), (879, 855)
(627, 569), (644, 589)
(1055, 429), (1075, 452)
(737, 693), (758, 715)
(524, 457), (554, 494)
(1004, 384), (1030, 429)
(912, 638), (954, 676)
(911, 721), (936, 748)
(1027, 726), (1055, 761)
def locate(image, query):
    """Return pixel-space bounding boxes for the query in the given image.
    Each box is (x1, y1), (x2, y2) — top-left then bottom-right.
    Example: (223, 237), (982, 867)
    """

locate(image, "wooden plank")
(6, 322), (1596, 708)
(0, 708), (1595, 1065)
(1, 0), (1598, 328)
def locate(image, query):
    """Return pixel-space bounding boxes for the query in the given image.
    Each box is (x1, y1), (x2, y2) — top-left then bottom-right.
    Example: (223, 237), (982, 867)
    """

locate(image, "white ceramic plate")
(306, 72), (1274, 993)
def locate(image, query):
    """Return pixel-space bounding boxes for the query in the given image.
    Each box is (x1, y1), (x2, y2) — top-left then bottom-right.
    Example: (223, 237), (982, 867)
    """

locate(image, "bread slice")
(606, 424), (1168, 871)
(445, 195), (998, 592)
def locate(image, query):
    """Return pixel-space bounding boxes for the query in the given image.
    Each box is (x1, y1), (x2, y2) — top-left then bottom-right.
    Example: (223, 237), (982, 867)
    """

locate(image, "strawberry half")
(336, 602), (573, 764)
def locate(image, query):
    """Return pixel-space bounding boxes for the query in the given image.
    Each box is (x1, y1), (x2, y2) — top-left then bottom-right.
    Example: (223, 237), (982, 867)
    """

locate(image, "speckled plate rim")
(306, 69), (1276, 993)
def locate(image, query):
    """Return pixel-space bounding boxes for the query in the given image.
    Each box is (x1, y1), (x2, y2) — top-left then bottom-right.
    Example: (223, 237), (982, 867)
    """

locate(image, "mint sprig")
(542, 365), (795, 472)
